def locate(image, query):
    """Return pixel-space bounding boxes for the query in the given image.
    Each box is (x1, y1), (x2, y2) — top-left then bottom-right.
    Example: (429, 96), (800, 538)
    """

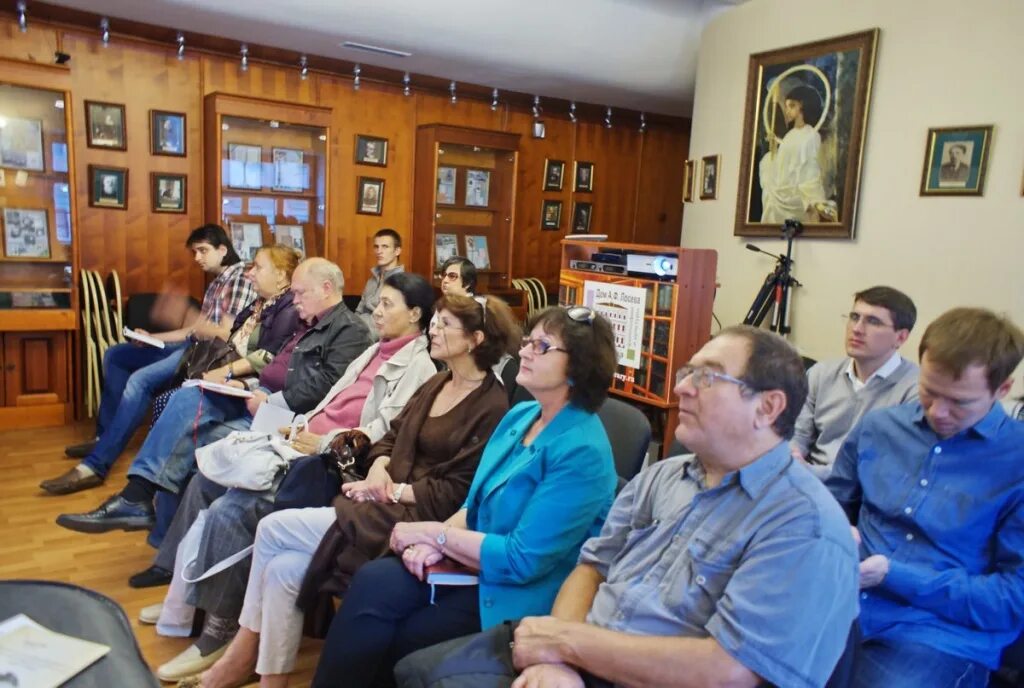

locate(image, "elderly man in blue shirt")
(827, 307), (1024, 688)
(395, 325), (859, 688)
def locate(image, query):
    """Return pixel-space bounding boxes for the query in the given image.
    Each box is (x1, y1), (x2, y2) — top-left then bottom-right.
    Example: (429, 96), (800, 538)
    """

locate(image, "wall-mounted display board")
(0, 58), (80, 429)
(203, 93), (330, 260)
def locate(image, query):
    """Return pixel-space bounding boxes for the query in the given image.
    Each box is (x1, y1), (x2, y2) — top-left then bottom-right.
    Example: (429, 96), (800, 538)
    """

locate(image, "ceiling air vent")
(340, 41), (412, 58)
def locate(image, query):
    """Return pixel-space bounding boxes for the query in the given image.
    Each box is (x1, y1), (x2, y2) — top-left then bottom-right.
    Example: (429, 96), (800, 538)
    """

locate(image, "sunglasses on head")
(566, 306), (595, 325)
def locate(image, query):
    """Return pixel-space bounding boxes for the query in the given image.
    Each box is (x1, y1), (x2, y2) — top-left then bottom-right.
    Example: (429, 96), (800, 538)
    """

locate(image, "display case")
(203, 94), (330, 259)
(0, 58), (79, 429)
(413, 125), (519, 293)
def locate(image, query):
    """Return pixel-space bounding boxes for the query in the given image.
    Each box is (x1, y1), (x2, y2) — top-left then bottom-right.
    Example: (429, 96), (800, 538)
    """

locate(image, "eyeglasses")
(566, 306), (595, 325)
(474, 295), (487, 325)
(675, 365), (754, 391)
(843, 312), (895, 329)
(440, 271), (460, 281)
(429, 315), (463, 331)
(520, 336), (568, 356)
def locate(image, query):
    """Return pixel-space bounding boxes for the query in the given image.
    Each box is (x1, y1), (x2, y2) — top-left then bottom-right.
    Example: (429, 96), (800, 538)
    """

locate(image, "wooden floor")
(0, 419), (322, 686)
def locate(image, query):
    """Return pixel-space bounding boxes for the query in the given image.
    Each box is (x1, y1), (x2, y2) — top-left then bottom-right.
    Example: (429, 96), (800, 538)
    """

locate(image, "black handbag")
(273, 430), (372, 511)
(174, 336), (240, 383)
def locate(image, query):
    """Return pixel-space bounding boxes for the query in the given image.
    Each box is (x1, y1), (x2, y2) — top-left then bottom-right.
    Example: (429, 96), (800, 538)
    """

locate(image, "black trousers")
(312, 555), (481, 688)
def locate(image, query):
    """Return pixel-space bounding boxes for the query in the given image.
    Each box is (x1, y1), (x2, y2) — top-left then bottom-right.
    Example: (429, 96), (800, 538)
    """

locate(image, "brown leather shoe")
(40, 466), (103, 495)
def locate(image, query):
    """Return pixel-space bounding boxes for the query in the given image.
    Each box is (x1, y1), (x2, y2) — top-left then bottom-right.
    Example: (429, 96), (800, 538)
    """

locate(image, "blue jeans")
(127, 385), (249, 494)
(855, 639), (989, 688)
(83, 341), (188, 478)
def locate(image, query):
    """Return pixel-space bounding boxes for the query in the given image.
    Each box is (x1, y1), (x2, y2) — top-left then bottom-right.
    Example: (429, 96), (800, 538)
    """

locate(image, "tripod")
(742, 221), (802, 336)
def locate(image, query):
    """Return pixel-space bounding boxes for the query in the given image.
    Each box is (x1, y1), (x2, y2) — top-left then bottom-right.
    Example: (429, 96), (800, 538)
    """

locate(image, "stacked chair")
(79, 269), (125, 417)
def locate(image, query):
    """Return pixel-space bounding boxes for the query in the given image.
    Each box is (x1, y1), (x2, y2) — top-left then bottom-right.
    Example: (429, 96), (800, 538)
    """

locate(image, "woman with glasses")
(438, 255), (477, 297)
(308, 305), (619, 688)
(178, 293), (519, 688)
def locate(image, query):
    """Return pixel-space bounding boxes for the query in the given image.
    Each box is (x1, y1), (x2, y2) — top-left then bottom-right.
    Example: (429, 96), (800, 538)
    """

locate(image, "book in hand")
(181, 379), (254, 398)
(425, 559), (479, 586)
(123, 327), (166, 349)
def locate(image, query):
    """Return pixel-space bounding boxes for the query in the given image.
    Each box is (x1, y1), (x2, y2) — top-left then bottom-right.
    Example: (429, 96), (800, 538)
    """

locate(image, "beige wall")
(681, 0), (1024, 395)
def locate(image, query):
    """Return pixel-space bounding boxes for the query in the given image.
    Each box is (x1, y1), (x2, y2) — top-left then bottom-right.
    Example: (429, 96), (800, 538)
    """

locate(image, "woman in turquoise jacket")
(310, 305), (618, 688)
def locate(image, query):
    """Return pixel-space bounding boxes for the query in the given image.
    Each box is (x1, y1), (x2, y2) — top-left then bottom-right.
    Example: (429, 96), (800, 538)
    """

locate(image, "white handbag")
(195, 415), (308, 491)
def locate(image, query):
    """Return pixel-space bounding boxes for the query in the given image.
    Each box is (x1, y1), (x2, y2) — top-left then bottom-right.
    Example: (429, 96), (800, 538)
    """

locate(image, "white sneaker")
(139, 602), (162, 625)
(156, 643), (228, 682)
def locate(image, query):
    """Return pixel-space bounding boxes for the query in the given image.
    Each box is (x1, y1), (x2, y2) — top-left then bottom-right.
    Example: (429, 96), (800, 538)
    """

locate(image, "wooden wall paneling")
(634, 125), (688, 246)
(415, 92), (506, 132)
(318, 77), (417, 291)
(201, 54), (317, 105)
(65, 32), (205, 299)
(572, 121), (641, 244)
(0, 14), (58, 62)
(3, 331), (67, 405)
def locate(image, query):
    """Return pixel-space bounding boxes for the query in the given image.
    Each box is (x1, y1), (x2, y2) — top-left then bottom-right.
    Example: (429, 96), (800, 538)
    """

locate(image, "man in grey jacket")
(792, 286), (919, 477)
(355, 228), (405, 341)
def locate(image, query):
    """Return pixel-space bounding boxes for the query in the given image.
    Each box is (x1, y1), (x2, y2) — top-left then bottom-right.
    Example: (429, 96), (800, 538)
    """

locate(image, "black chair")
(993, 631), (1024, 687)
(124, 292), (201, 333)
(595, 397), (651, 488)
(0, 580), (159, 687)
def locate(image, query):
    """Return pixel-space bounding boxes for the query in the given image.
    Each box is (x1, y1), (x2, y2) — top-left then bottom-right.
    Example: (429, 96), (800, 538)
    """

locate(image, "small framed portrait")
(89, 165), (128, 209)
(700, 155), (720, 200)
(151, 173), (186, 213)
(574, 161), (594, 192)
(571, 201), (592, 233)
(436, 166), (457, 205)
(465, 169), (491, 207)
(150, 110), (186, 157)
(85, 101), (127, 150)
(682, 159), (696, 203)
(541, 200), (563, 230)
(355, 135), (389, 167)
(543, 159), (565, 191)
(0, 117), (45, 171)
(3, 208), (50, 258)
(920, 125), (993, 196)
(272, 147), (306, 192)
(357, 177), (385, 215)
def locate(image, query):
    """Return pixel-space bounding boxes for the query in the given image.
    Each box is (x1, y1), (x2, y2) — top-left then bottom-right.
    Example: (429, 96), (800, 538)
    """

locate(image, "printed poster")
(582, 280), (646, 368)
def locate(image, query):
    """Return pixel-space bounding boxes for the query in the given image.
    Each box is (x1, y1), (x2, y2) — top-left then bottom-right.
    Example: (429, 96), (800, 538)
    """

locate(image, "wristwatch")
(436, 523), (451, 550)
(390, 483), (406, 504)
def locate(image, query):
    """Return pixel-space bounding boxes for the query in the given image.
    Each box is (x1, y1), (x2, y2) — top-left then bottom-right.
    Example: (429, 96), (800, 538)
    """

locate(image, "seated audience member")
(397, 325), (859, 688)
(355, 228), (405, 341)
(792, 285), (919, 477)
(438, 255), (477, 297)
(43, 224), (256, 494)
(826, 307), (1024, 688)
(309, 306), (619, 688)
(56, 258), (370, 534)
(150, 290), (507, 684)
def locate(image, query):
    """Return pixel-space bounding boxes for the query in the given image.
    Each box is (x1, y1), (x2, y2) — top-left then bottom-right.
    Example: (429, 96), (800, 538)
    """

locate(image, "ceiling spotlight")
(449, 81), (457, 105)
(299, 55), (308, 80)
(532, 95), (542, 119)
(639, 112), (646, 134)
(16, 2), (27, 33)
(490, 88), (499, 111)
(353, 63), (361, 91)
(569, 101), (577, 124)
(176, 31), (185, 60)
(239, 43), (249, 72)
(604, 107), (613, 129)
(100, 17), (110, 46)
(403, 72), (411, 97)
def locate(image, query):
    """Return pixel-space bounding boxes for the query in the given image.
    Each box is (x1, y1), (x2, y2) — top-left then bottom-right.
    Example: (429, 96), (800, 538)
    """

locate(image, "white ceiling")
(45, 0), (747, 116)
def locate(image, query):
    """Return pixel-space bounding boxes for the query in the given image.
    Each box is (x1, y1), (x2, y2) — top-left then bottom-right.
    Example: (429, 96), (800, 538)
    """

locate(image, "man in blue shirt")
(827, 307), (1024, 688)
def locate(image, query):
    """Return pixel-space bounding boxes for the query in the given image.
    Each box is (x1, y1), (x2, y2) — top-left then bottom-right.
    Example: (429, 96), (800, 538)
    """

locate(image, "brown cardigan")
(297, 370), (508, 634)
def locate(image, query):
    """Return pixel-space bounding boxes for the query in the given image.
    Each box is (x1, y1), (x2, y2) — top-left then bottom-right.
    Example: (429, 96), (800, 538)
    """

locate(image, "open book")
(122, 327), (165, 349)
(425, 559), (479, 586)
(0, 614), (111, 688)
(181, 379), (254, 398)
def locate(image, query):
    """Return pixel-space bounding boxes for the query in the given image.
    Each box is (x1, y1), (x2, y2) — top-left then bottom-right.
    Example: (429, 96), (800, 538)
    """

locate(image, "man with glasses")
(792, 286), (919, 477)
(827, 308), (1024, 687)
(396, 325), (858, 688)
(355, 228), (404, 342)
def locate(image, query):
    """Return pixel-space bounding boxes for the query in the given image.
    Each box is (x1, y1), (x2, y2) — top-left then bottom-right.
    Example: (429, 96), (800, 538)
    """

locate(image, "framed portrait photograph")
(682, 160), (696, 202)
(150, 110), (186, 157)
(465, 235), (490, 269)
(85, 101), (127, 150)
(89, 165), (128, 209)
(571, 201), (593, 234)
(355, 135), (389, 167)
(436, 166), (457, 205)
(919, 125), (993, 196)
(735, 29), (878, 238)
(574, 161), (595, 192)
(0, 117), (45, 171)
(465, 169), (491, 207)
(543, 159), (565, 191)
(227, 143), (263, 190)
(3, 208), (50, 258)
(357, 177), (385, 215)
(700, 155), (720, 200)
(151, 173), (187, 213)
(541, 200), (563, 230)
(272, 147), (306, 192)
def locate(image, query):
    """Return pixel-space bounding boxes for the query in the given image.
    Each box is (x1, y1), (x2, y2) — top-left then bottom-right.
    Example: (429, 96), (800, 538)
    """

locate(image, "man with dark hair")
(355, 228), (404, 341)
(939, 142), (970, 185)
(827, 307), (1024, 687)
(439, 255), (477, 297)
(43, 224), (256, 495)
(396, 325), (858, 688)
(792, 286), (919, 477)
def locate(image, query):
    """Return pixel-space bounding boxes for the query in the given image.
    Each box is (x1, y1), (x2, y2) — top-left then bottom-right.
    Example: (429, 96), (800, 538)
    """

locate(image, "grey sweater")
(792, 356), (919, 477)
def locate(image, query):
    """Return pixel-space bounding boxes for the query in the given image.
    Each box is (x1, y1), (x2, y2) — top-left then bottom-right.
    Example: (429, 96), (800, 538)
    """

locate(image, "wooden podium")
(559, 240), (717, 456)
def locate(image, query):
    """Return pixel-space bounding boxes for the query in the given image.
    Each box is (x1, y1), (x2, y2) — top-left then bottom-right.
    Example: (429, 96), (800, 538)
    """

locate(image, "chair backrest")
(107, 270), (125, 341)
(595, 397), (651, 488)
